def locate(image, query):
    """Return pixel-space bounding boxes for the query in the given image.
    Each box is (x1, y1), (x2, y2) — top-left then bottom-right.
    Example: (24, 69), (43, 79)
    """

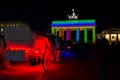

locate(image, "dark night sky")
(0, 0), (120, 33)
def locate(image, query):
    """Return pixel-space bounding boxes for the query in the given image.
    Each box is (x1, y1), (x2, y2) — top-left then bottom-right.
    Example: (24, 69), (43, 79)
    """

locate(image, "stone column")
(59, 29), (64, 40)
(84, 28), (88, 43)
(66, 29), (71, 40)
(76, 28), (79, 43)
(92, 27), (96, 43)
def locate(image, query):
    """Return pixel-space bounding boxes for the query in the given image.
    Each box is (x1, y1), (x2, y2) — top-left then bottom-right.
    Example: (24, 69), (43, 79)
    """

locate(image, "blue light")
(76, 28), (79, 43)
(60, 51), (71, 57)
(71, 52), (78, 57)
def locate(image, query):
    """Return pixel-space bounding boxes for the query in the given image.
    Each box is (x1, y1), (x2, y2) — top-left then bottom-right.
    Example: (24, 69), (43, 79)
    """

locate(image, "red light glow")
(35, 51), (38, 53)
(68, 46), (71, 49)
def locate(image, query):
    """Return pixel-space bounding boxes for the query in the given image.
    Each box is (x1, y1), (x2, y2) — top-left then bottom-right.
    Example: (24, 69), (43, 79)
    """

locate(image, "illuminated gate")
(51, 9), (96, 43)
(51, 20), (96, 43)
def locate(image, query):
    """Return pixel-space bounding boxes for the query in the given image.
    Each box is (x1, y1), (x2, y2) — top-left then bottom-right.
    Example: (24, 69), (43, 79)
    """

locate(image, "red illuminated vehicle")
(28, 35), (53, 71)
(1, 23), (60, 72)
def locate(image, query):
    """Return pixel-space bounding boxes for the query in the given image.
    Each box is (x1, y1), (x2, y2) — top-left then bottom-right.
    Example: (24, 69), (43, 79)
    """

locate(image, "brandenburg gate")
(51, 9), (96, 43)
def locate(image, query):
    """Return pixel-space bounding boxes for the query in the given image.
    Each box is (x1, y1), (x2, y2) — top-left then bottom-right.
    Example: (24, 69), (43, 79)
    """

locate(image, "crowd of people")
(74, 38), (120, 80)
(0, 35), (8, 72)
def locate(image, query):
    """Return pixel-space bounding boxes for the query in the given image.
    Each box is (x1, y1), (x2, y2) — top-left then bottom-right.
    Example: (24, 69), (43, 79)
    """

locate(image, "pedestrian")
(0, 35), (8, 72)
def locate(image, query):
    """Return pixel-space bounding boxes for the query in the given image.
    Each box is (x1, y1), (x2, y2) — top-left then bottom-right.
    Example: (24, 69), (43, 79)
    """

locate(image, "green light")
(52, 19), (95, 24)
(92, 27), (96, 43)
(52, 28), (55, 34)
(84, 28), (88, 43)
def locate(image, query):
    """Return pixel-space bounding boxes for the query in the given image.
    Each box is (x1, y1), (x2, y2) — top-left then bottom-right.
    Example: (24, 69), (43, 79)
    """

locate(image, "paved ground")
(0, 57), (99, 80)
